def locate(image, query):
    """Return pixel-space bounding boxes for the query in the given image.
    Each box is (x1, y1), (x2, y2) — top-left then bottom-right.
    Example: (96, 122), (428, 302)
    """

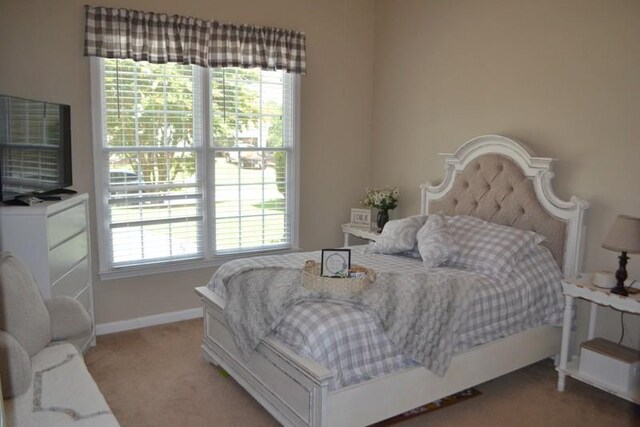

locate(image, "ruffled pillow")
(369, 215), (428, 254)
(446, 215), (545, 280)
(416, 214), (459, 267)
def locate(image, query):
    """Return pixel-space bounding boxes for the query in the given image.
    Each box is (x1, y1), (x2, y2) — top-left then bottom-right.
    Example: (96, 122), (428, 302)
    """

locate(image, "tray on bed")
(301, 260), (376, 296)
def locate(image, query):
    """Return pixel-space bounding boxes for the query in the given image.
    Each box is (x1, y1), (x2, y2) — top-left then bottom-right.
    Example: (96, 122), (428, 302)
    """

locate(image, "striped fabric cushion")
(416, 214), (459, 267)
(445, 215), (545, 281)
(369, 215), (428, 254)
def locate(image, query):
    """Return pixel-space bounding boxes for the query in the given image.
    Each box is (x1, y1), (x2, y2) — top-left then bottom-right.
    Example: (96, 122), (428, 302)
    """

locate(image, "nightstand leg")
(587, 302), (598, 339)
(558, 294), (574, 392)
(558, 374), (566, 392)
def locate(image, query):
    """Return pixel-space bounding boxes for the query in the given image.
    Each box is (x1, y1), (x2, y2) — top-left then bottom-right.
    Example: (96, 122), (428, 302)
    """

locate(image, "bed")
(195, 135), (589, 427)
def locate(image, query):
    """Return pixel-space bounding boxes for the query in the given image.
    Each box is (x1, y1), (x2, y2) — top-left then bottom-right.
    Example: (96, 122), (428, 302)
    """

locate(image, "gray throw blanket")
(218, 264), (477, 376)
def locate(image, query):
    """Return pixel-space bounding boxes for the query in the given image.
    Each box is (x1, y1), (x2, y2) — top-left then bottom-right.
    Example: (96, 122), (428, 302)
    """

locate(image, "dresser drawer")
(47, 203), (87, 250)
(51, 257), (89, 298)
(49, 231), (88, 284)
(76, 285), (92, 314)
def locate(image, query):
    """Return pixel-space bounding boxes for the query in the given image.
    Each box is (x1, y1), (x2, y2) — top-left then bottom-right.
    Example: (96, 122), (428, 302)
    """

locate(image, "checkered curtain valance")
(84, 5), (306, 74)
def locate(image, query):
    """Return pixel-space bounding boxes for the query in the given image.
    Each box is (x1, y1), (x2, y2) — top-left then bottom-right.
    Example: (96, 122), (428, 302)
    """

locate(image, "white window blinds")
(93, 58), (297, 275)
(211, 68), (293, 253)
(103, 60), (203, 266)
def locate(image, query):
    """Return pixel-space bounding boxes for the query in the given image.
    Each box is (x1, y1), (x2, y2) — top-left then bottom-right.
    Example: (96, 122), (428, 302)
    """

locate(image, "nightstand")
(341, 224), (380, 247)
(557, 274), (640, 403)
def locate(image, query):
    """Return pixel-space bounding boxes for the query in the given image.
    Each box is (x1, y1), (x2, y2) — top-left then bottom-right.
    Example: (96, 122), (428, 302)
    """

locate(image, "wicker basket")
(301, 260), (376, 296)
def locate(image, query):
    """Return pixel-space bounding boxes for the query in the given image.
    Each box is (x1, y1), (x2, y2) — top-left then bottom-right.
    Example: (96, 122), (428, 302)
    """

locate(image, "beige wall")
(0, 0), (374, 324)
(373, 0), (640, 348)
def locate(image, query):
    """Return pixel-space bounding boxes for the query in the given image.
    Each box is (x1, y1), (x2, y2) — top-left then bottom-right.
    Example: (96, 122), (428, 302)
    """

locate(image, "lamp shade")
(602, 215), (640, 254)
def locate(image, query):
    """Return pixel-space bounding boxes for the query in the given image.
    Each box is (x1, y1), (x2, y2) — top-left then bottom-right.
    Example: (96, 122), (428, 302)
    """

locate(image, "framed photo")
(350, 208), (372, 229)
(321, 249), (351, 278)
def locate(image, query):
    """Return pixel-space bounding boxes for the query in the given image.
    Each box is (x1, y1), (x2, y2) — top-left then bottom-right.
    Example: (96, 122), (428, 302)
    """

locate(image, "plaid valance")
(84, 5), (306, 74)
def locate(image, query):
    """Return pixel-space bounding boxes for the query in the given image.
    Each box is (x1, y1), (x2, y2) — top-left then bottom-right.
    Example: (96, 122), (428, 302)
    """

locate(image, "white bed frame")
(195, 135), (589, 427)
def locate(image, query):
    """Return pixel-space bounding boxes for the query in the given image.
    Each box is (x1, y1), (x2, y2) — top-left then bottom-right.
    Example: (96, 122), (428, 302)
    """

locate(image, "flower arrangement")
(360, 186), (399, 211)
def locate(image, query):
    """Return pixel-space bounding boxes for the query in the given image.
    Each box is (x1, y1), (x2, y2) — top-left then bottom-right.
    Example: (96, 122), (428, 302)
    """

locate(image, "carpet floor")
(85, 319), (639, 427)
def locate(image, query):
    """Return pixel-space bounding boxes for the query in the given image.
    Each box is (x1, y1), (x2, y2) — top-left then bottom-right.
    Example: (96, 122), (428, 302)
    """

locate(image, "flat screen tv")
(0, 95), (73, 204)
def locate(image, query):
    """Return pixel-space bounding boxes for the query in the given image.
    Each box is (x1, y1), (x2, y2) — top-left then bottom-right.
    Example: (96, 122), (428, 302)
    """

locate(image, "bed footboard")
(196, 286), (333, 427)
(196, 286), (561, 427)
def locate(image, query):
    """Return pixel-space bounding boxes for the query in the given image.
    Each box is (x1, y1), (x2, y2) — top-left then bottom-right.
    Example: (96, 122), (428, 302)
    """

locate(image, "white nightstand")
(341, 224), (380, 247)
(557, 273), (640, 403)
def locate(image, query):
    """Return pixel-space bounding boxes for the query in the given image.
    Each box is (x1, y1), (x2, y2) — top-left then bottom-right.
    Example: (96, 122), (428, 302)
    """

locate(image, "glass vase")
(376, 209), (389, 232)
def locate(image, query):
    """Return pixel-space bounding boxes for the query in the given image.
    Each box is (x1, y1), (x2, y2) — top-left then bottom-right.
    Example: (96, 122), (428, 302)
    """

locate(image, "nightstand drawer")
(47, 204), (87, 249)
(49, 231), (88, 284)
(51, 257), (89, 298)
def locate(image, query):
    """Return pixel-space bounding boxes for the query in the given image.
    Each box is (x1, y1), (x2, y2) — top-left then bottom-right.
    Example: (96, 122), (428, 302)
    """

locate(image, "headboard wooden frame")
(421, 135), (589, 277)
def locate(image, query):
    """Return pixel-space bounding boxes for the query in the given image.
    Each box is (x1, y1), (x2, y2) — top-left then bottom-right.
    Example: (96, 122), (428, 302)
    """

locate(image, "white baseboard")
(95, 307), (203, 336)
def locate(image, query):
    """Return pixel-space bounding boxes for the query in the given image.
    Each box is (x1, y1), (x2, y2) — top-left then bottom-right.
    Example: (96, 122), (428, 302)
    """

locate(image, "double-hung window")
(90, 58), (299, 278)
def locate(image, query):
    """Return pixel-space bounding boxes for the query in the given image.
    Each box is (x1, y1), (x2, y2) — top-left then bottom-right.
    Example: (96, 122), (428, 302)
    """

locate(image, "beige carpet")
(85, 320), (639, 427)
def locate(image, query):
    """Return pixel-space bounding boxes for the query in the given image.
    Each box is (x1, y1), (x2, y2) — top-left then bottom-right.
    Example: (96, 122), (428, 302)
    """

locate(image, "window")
(91, 58), (298, 277)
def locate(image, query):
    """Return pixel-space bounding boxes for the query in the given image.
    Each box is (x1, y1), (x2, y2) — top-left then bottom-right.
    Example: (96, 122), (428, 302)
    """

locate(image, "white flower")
(360, 186), (399, 210)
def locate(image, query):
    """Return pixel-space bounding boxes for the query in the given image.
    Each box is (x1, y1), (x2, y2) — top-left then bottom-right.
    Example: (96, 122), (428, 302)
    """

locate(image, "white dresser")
(0, 194), (95, 351)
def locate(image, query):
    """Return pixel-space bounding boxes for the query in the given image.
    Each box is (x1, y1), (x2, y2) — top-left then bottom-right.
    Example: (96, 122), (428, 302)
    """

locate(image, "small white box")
(579, 338), (640, 394)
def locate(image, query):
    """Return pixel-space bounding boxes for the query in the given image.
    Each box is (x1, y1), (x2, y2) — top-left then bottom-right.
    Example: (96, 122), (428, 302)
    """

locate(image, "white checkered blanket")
(208, 245), (563, 390)
(219, 266), (477, 378)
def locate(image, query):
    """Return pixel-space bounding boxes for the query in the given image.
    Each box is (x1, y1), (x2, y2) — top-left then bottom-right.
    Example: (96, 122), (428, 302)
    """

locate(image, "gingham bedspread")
(208, 244), (563, 390)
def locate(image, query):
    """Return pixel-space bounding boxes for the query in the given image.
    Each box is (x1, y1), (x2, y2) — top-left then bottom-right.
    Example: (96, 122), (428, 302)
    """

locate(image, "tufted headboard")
(421, 135), (589, 276)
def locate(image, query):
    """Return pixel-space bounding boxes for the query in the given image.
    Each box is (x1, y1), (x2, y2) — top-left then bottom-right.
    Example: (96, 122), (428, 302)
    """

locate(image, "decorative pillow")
(0, 252), (52, 356)
(369, 215), (428, 254)
(446, 215), (545, 280)
(416, 214), (459, 267)
(0, 330), (32, 398)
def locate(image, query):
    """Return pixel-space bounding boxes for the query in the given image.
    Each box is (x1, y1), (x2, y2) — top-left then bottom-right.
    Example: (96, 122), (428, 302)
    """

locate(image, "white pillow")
(369, 215), (428, 254)
(416, 214), (459, 267)
(446, 215), (545, 280)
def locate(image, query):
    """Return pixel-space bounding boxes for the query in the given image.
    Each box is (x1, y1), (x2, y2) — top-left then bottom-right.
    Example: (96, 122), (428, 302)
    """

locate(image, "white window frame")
(89, 58), (300, 280)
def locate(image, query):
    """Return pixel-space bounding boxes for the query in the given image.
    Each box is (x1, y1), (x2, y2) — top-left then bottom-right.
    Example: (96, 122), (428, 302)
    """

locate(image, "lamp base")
(611, 251), (629, 297)
(610, 284), (629, 296)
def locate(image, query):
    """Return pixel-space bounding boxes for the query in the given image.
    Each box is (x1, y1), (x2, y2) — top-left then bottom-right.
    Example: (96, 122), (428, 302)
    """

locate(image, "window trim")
(89, 57), (301, 280)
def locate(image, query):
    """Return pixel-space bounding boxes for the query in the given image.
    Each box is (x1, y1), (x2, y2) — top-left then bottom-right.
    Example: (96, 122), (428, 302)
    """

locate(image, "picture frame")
(350, 208), (372, 229)
(321, 249), (351, 278)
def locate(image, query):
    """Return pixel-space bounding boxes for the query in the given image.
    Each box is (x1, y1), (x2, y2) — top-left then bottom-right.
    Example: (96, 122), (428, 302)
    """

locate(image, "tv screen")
(0, 95), (72, 202)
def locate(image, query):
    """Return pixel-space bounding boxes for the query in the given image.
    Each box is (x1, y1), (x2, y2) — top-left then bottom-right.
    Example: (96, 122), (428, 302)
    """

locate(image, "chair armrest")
(44, 296), (92, 342)
(0, 330), (32, 398)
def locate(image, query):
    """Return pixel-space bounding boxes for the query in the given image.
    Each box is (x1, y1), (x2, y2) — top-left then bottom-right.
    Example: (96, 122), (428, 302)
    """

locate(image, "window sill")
(98, 247), (303, 281)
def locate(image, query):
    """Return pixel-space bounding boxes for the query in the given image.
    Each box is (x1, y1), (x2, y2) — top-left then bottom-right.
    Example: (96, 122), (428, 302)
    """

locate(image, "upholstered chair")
(0, 251), (92, 398)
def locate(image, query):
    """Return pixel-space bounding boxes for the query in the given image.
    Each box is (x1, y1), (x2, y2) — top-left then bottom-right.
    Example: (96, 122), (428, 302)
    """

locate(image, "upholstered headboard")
(421, 135), (589, 276)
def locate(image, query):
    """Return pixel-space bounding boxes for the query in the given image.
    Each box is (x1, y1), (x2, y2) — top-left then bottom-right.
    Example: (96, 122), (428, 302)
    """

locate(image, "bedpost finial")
(540, 170), (555, 180)
(570, 196), (590, 210)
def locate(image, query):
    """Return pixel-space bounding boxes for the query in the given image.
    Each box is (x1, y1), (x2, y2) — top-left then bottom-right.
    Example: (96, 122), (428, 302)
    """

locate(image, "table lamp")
(601, 215), (640, 296)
